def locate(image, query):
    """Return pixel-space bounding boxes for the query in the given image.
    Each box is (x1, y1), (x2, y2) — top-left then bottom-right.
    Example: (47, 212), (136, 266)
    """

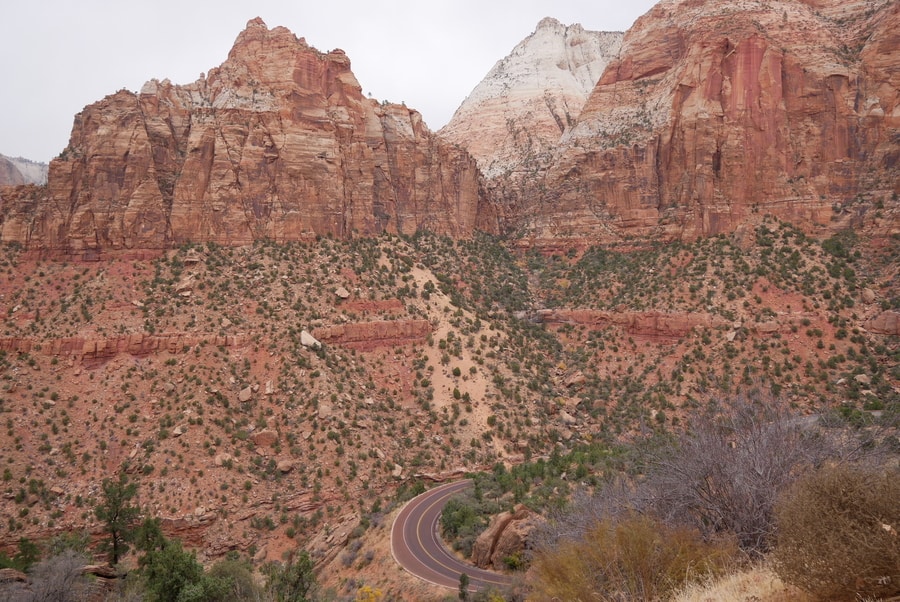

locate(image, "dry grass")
(672, 565), (815, 602)
(529, 514), (738, 602)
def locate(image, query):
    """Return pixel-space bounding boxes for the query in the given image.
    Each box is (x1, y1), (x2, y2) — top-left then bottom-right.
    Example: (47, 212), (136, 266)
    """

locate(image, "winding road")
(391, 480), (514, 592)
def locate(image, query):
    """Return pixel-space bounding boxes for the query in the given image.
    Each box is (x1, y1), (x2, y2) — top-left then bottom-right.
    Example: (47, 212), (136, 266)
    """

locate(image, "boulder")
(300, 330), (321, 349)
(214, 453), (234, 466)
(252, 429), (278, 447)
(174, 275), (194, 294)
(564, 371), (586, 388)
(559, 410), (577, 426)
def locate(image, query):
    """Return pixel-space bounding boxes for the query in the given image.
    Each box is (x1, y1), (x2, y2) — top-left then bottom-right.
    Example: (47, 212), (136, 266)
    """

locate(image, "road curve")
(391, 480), (514, 592)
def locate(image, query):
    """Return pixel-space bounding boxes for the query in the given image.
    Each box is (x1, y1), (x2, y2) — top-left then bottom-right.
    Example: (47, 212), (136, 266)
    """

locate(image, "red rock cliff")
(524, 0), (899, 244)
(0, 18), (494, 252)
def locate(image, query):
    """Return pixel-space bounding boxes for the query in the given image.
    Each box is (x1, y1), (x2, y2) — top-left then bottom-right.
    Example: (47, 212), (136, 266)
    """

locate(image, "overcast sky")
(1, 0), (657, 163)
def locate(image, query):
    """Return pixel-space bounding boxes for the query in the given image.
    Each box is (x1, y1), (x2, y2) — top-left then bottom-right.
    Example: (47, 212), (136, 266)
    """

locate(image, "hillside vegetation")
(0, 220), (896, 599)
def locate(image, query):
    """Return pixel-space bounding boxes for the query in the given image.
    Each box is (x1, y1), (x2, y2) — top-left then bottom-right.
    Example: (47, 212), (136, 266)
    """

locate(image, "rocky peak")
(0, 18), (493, 254)
(440, 18), (623, 180)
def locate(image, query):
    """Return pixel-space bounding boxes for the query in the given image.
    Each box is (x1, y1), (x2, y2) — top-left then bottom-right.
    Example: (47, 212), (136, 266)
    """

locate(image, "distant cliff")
(0, 154), (47, 186)
(440, 18), (622, 180)
(1, 1), (898, 253)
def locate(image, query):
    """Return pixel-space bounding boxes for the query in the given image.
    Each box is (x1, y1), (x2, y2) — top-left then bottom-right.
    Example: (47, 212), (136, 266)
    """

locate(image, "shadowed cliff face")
(521, 0), (899, 245)
(0, 18), (494, 253)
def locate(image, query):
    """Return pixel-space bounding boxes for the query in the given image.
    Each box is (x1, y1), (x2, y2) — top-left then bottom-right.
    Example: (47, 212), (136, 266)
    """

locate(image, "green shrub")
(772, 463), (900, 601)
(264, 551), (317, 602)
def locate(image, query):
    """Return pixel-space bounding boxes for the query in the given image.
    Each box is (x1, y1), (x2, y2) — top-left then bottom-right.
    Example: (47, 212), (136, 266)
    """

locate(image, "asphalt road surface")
(391, 480), (514, 592)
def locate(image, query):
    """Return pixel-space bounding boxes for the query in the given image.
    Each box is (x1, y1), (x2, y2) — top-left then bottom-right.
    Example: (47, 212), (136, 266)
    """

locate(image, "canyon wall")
(522, 0), (899, 244)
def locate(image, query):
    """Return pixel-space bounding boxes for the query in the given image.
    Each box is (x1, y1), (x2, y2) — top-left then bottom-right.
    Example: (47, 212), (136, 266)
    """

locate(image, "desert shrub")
(264, 550), (317, 602)
(141, 539), (229, 602)
(644, 393), (836, 554)
(0, 538), (41, 572)
(530, 513), (738, 602)
(440, 494), (491, 557)
(207, 557), (264, 601)
(772, 463), (900, 601)
(0, 550), (90, 602)
(25, 550), (90, 602)
(45, 532), (90, 557)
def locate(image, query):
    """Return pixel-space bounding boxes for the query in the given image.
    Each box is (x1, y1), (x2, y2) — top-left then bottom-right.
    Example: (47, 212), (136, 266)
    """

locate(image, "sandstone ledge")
(313, 319), (433, 350)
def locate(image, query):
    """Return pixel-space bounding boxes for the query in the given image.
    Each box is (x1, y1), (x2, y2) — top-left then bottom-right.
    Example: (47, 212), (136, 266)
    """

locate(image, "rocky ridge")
(3, 3), (897, 253)
(0, 18), (492, 254)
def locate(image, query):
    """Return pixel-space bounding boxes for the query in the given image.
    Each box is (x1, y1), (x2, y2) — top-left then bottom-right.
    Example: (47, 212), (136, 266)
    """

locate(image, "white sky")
(1, 0), (658, 163)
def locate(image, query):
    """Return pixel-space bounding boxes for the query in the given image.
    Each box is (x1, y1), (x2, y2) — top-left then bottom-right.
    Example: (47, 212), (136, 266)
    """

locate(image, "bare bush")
(538, 391), (852, 556)
(3, 550), (92, 602)
(772, 463), (900, 601)
(643, 394), (838, 554)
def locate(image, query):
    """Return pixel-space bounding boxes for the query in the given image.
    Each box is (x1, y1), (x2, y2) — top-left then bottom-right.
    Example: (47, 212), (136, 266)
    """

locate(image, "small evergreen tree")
(459, 573), (470, 601)
(94, 473), (140, 564)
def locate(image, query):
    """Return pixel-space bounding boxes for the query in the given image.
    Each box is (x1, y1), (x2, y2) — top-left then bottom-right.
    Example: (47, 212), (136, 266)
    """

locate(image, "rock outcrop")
(0, 18), (493, 253)
(440, 18), (622, 180)
(0, 332), (247, 362)
(535, 309), (729, 340)
(471, 504), (543, 570)
(522, 0), (899, 244)
(866, 311), (900, 336)
(0, 156), (25, 187)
